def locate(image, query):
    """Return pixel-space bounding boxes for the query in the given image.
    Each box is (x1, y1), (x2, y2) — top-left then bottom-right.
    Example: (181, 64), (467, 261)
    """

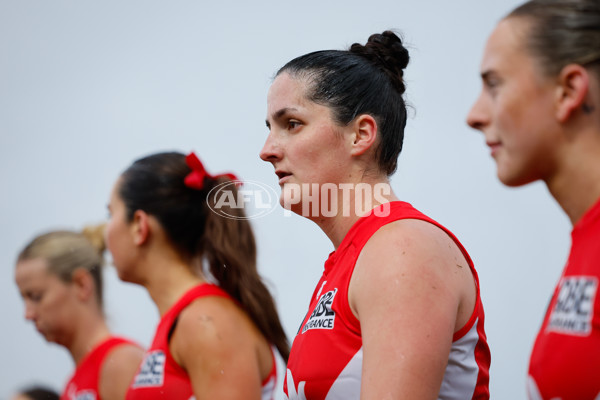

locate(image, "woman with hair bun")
(260, 31), (491, 399)
(105, 151), (289, 400)
(467, 0), (600, 398)
(14, 226), (144, 400)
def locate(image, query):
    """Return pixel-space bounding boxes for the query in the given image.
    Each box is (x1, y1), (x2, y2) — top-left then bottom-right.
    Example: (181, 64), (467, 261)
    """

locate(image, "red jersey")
(284, 201), (491, 400)
(126, 283), (277, 400)
(527, 197), (600, 400)
(61, 336), (137, 400)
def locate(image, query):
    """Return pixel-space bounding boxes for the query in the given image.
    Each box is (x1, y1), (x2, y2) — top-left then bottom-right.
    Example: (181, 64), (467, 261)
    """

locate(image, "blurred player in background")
(467, 1), (600, 398)
(106, 151), (289, 399)
(15, 227), (144, 400)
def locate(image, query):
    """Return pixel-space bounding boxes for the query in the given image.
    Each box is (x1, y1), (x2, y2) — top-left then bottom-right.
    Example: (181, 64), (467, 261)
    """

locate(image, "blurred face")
(105, 179), (137, 282)
(260, 72), (353, 214)
(466, 18), (561, 186)
(15, 258), (77, 346)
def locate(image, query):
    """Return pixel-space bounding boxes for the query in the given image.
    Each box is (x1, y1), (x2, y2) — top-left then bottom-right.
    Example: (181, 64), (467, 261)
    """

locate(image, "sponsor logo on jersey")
(284, 368), (307, 400)
(73, 391), (96, 400)
(548, 276), (598, 335)
(302, 288), (337, 334)
(64, 384), (96, 400)
(132, 350), (166, 387)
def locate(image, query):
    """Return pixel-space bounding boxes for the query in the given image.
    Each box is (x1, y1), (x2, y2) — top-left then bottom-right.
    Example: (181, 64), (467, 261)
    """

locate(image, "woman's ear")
(350, 114), (378, 156)
(556, 64), (591, 122)
(131, 209), (150, 246)
(71, 268), (94, 302)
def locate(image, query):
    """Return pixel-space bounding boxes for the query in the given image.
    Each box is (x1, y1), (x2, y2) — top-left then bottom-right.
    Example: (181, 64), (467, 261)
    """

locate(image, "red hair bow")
(184, 152), (240, 190)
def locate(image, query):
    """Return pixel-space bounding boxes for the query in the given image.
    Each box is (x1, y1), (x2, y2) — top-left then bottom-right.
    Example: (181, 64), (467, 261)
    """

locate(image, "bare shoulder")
(349, 218), (477, 397)
(99, 342), (145, 400)
(170, 295), (268, 399)
(350, 218), (475, 321)
(171, 295), (258, 366)
(103, 342), (145, 366)
(357, 218), (469, 275)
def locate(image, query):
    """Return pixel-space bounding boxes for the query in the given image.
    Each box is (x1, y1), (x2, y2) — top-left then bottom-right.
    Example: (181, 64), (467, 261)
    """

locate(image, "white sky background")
(0, 1), (572, 399)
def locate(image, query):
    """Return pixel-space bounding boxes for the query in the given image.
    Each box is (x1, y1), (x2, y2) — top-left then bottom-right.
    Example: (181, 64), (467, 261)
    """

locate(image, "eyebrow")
(265, 107), (299, 127)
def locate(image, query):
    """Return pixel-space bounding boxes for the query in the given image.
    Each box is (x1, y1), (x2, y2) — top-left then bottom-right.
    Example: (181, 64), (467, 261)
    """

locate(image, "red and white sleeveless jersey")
(527, 198), (600, 400)
(61, 336), (139, 400)
(126, 283), (277, 400)
(284, 201), (491, 400)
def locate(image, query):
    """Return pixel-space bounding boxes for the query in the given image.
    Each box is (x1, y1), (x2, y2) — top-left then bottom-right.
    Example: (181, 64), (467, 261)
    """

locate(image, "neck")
(307, 176), (398, 248)
(67, 311), (110, 365)
(142, 255), (205, 317)
(545, 127), (600, 225)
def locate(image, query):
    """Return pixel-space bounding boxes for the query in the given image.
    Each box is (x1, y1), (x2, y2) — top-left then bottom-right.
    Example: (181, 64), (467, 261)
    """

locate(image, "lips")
(486, 140), (501, 158)
(275, 170), (292, 184)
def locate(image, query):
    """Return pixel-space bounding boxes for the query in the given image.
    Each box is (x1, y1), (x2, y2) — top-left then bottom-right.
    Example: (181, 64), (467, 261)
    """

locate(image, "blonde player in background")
(15, 226), (144, 400)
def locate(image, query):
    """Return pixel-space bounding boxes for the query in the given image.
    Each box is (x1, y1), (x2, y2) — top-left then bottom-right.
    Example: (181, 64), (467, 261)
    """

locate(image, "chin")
(36, 329), (49, 341)
(40, 331), (61, 346)
(497, 170), (539, 187)
(117, 268), (143, 286)
(113, 263), (132, 282)
(496, 160), (537, 187)
(279, 198), (304, 217)
(498, 176), (524, 187)
(117, 271), (136, 284)
(278, 190), (297, 215)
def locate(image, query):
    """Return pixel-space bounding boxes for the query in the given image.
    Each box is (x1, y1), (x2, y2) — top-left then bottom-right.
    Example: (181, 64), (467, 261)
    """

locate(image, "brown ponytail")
(119, 152), (290, 361)
(203, 178), (290, 362)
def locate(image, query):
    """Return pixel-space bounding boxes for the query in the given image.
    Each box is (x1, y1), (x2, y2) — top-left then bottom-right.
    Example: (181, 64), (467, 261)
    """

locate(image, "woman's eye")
(29, 292), (43, 302)
(287, 120), (301, 130)
(484, 76), (502, 92)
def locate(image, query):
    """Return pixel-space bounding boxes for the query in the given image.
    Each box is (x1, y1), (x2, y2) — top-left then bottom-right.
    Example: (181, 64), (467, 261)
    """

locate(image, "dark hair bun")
(350, 30), (409, 94)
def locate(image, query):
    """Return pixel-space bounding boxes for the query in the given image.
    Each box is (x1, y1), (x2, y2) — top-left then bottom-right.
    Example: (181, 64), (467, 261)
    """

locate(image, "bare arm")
(99, 343), (145, 400)
(349, 219), (476, 400)
(170, 297), (267, 400)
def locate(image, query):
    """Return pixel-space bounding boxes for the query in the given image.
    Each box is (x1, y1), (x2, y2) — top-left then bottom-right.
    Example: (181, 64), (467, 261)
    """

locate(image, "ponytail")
(203, 178), (290, 362)
(82, 224), (107, 310)
(119, 152), (290, 361)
